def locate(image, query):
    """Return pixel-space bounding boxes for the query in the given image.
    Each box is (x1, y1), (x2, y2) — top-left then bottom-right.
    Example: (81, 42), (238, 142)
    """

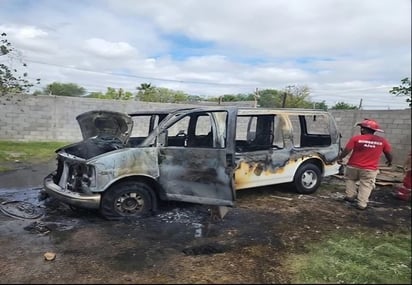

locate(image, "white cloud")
(0, 0), (410, 109)
(15, 26), (48, 39)
(84, 38), (137, 58)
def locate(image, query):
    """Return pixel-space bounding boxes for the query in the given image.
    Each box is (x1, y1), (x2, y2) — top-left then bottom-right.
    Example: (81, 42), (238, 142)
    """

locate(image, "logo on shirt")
(358, 139), (383, 148)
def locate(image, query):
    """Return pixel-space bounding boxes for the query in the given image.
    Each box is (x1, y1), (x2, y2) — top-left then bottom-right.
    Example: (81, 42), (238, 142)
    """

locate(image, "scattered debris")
(44, 252), (56, 261)
(24, 221), (51, 235)
(156, 207), (206, 225)
(193, 223), (203, 238)
(332, 175), (344, 180)
(209, 206), (229, 221)
(0, 200), (44, 219)
(368, 201), (384, 205)
(270, 195), (293, 201)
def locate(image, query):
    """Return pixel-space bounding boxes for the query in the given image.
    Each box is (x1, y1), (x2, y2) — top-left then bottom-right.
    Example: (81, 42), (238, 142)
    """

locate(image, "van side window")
(129, 115), (160, 147)
(165, 116), (190, 147)
(187, 114), (214, 148)
(235, 115), (283, 152)
(290, 115), (302, 147)
(290, 114), (332, 148)
(164, 111), (227, 148)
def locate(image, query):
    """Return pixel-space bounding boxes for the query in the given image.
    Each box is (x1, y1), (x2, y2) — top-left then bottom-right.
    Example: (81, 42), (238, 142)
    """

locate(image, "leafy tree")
(136, 82), (157, 101)
(313, 101), (328, 110)
(330, 101), (358, 110)
(0, 32), (40, 96)
(86, 87), (132, 100)
(221, 94), (237, 102)
(104, 87), (132, 100)
(284, 85), (313, 108)
(43, 82), (86, 97)
(258, 86), (314, 108)
(389, 77), (411, 107)
(87, 91), (104, 98)
(258, 89), (283, 107)
(171, 89), (188, 102)
(207, 93), (255, 102)
(136, 85), (189, 103)
(236, 93), (255, 101)
(137, 82), (154, 92)
(187, 95), (203, 102)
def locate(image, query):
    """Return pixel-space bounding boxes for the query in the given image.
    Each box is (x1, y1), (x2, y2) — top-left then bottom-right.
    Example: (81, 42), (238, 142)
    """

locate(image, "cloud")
(14, 26), (48, 39)
(84, 38), (137, 59)
(0, 0), (410, 109)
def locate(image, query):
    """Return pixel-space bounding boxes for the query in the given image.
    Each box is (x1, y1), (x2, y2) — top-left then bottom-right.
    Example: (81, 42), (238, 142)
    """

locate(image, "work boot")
(355, 203), (367, 210)
(343, 196), (356, 203)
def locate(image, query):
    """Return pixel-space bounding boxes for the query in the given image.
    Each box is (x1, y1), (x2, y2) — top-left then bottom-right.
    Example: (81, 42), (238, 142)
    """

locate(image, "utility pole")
(282, 85), (294, 108)
(281, 92), (287, 108)
(254, 88), (259, 108)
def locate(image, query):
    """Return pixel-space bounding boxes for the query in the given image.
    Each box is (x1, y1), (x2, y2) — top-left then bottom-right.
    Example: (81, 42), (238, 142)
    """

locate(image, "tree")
(313, 101), (328, 110)
(43, 82), (86, 97)
(87, 91), (104, 98)
(206, 93), (255, 102)
(330, 101), (358, 110)
(187, 95), (203, 102)
(103, 87), (132, 100)
(283, 85), (313, 108)
(0, 32), (40, 96)
(136, 82), (157, 101)
(258, 89), (283, 107)
(137, 82), (154, 92)
(258, 86), (316, 108)
(389, 77), (411, 107)
(85, 87), (133, 100)
(136, 85), (189, 103)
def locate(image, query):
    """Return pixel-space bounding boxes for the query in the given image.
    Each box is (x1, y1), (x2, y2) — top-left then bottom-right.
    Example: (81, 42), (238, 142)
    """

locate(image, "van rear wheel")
(293, 163), (322, 194)
(100, 181), (154, 220)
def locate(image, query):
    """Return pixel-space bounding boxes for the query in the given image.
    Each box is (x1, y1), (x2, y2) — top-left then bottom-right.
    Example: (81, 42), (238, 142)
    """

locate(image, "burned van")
(43, 107), (341, 220)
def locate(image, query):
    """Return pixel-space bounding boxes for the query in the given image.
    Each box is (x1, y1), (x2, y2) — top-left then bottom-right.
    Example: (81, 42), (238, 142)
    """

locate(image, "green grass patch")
(0, 141), (68, 165)
(288, 231), (411, 284)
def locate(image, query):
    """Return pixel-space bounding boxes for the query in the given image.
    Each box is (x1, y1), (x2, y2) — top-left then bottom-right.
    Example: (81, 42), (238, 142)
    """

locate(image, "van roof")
(237, 107), (330, 115)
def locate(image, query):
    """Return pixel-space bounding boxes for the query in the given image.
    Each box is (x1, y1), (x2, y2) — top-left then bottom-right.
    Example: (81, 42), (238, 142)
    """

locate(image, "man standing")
(337, 119), (393, 210)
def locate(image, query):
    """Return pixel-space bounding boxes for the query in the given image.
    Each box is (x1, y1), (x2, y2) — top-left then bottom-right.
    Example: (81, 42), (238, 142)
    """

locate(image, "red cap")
(356, 119), (384, 132)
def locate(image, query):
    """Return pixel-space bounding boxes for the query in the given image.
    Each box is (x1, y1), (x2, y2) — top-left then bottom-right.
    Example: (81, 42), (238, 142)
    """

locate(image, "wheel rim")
(115, 192), (144, 214)
(301, 170), (318, 189)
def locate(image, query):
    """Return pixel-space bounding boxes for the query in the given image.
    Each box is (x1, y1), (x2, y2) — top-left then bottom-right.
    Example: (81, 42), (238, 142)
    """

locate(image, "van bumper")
(43, 173), (101, 209)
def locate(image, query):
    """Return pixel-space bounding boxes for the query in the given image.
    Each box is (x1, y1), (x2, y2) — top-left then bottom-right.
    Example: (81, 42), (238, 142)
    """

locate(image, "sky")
(0, 0), (411, 110)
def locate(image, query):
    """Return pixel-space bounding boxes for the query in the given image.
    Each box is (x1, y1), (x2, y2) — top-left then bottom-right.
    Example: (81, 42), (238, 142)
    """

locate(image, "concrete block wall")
(329, 109), (411, 166)
(1, 94), (410, 165)
(0, 94), (197, 142)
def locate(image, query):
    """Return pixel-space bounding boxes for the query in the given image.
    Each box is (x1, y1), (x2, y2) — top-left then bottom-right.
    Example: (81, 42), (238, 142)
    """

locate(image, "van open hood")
(76, 110), (133, 143)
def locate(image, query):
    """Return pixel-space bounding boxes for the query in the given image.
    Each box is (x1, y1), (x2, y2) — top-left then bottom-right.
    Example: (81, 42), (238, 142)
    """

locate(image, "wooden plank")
(270, 195), (293, 201)
(378, 166), (394, 171)
(375, 181), (395, 186)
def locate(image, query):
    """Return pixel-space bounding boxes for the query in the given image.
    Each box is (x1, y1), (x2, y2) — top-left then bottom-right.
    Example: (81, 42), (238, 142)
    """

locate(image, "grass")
(0, 140), (68, 171)
(288, 231), (411, 284)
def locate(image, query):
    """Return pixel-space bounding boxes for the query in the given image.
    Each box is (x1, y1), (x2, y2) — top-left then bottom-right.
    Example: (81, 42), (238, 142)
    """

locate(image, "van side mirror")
(158, 130), (168, 146)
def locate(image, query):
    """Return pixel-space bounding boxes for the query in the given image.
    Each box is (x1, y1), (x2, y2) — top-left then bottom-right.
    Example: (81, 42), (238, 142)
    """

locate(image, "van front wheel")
(293, 164), (322, 194)
(100, 181), (154, 220)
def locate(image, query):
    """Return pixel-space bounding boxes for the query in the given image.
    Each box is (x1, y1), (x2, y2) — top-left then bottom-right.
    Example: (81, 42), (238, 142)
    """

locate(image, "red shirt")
(345, 134), (391, 170)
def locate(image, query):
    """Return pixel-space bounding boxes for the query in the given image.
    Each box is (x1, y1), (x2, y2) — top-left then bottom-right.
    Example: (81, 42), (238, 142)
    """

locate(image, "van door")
(157, 108), (237, 206)
(234, 114), (294, 189)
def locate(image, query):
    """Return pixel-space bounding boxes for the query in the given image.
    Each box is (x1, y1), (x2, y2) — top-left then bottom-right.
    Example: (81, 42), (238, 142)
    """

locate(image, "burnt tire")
(293, 163), (322, 194)
(100, 181), (154, 220)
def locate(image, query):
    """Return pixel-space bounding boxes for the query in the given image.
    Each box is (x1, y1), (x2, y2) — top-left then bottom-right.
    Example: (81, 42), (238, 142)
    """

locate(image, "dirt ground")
(0, 161), (410, 284)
